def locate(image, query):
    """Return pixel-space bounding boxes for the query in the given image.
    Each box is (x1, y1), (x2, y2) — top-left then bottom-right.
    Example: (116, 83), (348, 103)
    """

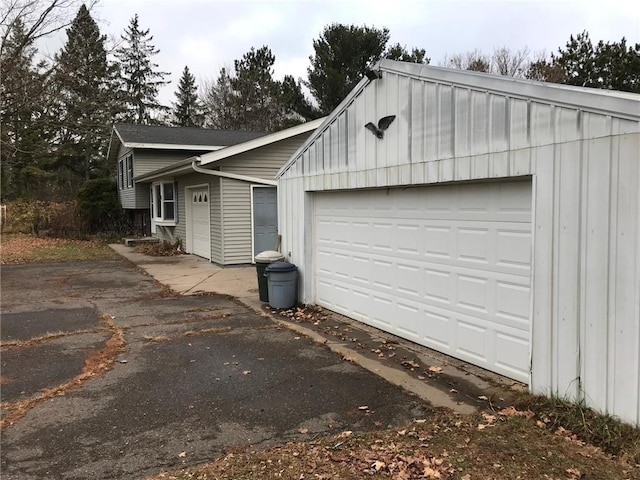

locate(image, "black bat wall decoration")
(364, 115), (396, 139)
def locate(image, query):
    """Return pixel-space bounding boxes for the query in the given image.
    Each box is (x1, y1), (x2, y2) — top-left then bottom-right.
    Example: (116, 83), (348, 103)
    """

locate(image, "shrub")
(77, 179), (126, 235)
(0, 201), (86, 237)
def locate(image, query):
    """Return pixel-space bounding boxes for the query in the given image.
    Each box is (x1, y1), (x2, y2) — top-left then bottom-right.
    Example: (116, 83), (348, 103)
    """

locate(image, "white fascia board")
(199, 118), (326, 166)
(122, 142), (226, 151)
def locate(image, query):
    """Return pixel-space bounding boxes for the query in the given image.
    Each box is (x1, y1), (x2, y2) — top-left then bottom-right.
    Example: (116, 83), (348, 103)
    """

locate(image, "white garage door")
(314, 181), (532, 382)
(188, 187), (211, 260)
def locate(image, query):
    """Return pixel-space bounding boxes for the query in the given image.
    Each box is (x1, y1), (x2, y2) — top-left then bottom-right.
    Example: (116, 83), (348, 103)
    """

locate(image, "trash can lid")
(255, 250), (285, 263)
(265, 261), (297, 273)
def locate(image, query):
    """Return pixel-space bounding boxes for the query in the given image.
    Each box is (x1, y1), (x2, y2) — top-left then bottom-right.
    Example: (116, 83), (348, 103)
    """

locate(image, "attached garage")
(277, 60), (640, 424)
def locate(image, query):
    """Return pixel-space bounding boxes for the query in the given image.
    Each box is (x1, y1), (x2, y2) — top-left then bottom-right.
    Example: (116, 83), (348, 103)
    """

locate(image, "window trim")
(118, 154), (134, 190)
(150, 180), (177, 226)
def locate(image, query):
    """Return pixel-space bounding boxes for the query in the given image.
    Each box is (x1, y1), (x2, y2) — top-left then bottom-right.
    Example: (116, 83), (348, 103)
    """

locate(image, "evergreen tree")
(0, 18), (52, 200)
(525, 32), (640, 92)
(172, 66), (203, 127)
(115, 14), (170, 124)
(53, 4), (119, 188)
(202, 46), (316, 132)
(306, 24), (390, 115)
(386, 43), (430, 64)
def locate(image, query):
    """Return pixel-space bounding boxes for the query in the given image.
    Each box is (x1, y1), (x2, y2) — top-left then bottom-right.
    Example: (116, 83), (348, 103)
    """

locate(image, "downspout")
(191, 158), (276, 186)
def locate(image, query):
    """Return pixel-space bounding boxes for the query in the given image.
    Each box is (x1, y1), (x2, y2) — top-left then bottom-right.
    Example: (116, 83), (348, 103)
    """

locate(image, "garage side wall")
(278, 70), (640, 424)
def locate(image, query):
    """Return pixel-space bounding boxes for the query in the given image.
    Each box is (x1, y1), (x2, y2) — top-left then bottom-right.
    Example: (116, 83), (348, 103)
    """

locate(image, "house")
(132, 119), (324, 264)
(277, 60), (640, 424)
(107, 123), (268, 235)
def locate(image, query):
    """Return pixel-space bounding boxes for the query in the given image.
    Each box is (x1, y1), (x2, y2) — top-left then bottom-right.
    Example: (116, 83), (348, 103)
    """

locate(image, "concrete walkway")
(110, 244), (263, 311)
(111, 244), (521, 415)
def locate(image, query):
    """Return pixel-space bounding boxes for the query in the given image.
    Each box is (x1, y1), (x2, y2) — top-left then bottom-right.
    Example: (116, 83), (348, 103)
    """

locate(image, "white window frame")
(150, 180), (177, 226)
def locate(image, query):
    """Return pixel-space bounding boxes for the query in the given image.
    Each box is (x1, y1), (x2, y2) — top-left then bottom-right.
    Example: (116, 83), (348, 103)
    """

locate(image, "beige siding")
(215, 132), (310, 264)
(116, 146), (136, 209)
(130, 149), (210, 209)
(210, 177), (223, 264)
(220, 178), (252, 264)
(174, 173), (222, 264)
(217, 134), (309, 178)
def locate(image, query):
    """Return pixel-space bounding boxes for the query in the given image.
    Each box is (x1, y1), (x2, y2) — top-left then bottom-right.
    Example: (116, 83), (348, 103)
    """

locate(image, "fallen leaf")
(338, 430), (352, 438)
(428, 366), (442, 373)
(242, 370), (251, 375)
(299, 427), (309, 434)
(373, 460), (386, 471)
(178, 451), (186, 458)
(401, 359), (420, 369)
(566, 467), (581, 478)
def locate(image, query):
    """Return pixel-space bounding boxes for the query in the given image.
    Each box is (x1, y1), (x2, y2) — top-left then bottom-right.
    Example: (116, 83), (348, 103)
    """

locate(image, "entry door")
(314, 181), (532, 382)
(188, 186), (211, 260)
(252, 186), (278, 258)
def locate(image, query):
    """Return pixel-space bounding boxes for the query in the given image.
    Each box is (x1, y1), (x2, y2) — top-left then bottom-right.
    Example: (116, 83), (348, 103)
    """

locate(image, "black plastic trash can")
(265, 262), (298, 309)
(254, 250), (285, 302)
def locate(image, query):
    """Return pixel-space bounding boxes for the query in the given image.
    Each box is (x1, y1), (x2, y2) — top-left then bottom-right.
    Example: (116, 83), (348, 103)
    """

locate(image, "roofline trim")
(199, 118), (326, 166)
(122, 142), (226, 151)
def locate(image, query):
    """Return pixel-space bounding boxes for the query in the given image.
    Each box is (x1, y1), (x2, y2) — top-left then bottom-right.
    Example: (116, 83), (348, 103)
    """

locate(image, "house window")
(151, 181), (176, 223)
(126, 155), (133, 188)
(118, 159), (124, 189)
(118, 155), (134, 190)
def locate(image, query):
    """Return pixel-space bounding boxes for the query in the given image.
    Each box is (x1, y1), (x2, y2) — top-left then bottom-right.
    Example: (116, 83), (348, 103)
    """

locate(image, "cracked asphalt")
(0, 260), (432, 479)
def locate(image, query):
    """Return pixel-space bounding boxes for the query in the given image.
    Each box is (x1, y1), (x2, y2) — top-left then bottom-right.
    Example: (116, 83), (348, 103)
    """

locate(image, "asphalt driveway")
(1, 260), (431, 479)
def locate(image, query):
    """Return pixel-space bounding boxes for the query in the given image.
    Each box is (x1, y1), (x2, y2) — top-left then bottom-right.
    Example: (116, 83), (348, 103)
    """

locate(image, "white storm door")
(314, 181), (532, 382)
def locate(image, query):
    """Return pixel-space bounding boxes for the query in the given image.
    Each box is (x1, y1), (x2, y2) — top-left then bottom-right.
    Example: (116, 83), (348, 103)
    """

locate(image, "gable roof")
(107, 124), (268, 165)
(277, 59), (640, 179)
(134, 119), (326, 182)
(199, 118), (326, 166)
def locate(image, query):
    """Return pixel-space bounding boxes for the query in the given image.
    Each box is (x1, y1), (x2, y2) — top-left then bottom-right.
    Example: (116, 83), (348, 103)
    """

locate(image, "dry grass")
(148, 409), (639, 480)
(0, 233), (120, 264)
(143, 327), (232, 343)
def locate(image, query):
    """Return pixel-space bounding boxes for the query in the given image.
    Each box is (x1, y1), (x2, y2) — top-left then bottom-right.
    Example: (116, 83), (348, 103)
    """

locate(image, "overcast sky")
(45, 0), (640, 104)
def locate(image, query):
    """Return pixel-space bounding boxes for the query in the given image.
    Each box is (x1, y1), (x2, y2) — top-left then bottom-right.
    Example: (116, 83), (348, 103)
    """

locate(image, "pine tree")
(115, 14), (170, 124)
(0, 18), (52, 200)
(53, 4), (119, 187)
(306, 24), (390, 115)
(201, 46), (317, 132)
(172, 66), (203, 127)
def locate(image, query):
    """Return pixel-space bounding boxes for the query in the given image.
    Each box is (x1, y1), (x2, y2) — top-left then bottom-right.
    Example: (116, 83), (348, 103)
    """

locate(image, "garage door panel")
(314, 182), (532, 382)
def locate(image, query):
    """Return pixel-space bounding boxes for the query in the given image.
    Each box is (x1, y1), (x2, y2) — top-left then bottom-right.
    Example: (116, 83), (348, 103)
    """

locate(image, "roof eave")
(200, 118), (327, 166)
(122, 142), (226, 151)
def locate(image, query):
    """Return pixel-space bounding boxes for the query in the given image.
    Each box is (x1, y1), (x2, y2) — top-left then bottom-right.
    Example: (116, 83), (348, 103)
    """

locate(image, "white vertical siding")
(278, 66), (640, 424)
